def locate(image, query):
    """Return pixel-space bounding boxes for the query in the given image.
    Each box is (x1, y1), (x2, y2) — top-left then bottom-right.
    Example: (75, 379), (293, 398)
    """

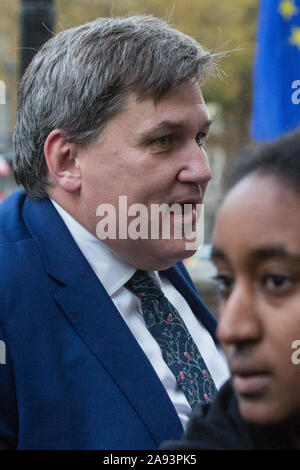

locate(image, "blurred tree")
(0, 0), (20, 136)
(20, 0), (56, 77)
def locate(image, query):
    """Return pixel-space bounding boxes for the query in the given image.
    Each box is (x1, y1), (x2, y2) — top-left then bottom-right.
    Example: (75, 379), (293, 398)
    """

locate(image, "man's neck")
(48, 188), (90, 235)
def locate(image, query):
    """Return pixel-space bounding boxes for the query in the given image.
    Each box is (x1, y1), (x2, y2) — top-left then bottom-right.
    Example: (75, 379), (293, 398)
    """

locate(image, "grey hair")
(13, 15), (216, 199)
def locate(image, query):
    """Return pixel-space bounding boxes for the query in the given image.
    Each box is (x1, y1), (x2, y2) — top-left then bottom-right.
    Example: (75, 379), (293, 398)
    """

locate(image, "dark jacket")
(0, 190), (219, 450)
(161, 380), (299, 450)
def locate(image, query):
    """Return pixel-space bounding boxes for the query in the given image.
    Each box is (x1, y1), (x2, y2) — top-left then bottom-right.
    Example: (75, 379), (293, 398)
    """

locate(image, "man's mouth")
(169, 202), (197, 224)
(168, 199), (202, 226)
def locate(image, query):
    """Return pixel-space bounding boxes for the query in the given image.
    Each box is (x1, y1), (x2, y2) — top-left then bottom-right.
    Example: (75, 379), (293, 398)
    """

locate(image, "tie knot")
(126, 270), (163, 299)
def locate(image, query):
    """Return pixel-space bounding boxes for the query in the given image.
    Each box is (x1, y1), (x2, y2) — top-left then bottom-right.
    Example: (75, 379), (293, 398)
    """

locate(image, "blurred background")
(0, 0), (299, 316)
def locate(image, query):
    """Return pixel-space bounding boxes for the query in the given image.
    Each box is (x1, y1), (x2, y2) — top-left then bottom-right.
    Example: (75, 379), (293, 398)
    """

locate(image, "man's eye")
(196, 133), (208, 147)
(212, 274), (234, 299)
(152, 135), (172, 148)
(262, 273), (293, 294)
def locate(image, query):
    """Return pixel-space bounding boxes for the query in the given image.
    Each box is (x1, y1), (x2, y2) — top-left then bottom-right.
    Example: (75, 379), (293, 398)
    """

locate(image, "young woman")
(163, 131), (300, 450)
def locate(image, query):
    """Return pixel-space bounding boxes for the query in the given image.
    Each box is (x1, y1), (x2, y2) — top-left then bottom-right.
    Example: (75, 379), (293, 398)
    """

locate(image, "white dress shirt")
(51, 199), (230, 429)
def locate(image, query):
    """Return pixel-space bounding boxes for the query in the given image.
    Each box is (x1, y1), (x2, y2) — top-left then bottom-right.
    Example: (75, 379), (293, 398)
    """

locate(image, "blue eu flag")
(251, 0), (300, 141)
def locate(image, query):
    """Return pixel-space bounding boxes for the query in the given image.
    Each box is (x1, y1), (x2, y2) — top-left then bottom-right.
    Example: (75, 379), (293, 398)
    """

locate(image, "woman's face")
(212, 173), (300, 426)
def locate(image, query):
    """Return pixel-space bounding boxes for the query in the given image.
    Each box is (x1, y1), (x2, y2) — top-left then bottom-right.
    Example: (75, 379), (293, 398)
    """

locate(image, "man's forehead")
(102, 82), (210, 140)
(130, 82), (206, 107)
(125, 86), (209, 127)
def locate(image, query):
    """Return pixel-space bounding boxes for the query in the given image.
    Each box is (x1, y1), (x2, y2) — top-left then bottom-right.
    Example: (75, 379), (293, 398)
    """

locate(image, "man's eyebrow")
(137, 118), (213, 139)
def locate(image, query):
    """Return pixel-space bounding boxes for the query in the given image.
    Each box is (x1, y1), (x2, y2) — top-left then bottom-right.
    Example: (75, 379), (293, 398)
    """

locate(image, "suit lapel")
(55, 268), (183, 444)
(23, 196), (183, 445)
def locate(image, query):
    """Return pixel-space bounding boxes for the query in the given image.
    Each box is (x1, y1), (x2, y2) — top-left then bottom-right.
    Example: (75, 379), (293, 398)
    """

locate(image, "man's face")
(212, 174), (300, 426)
(76, 82), (212, 270)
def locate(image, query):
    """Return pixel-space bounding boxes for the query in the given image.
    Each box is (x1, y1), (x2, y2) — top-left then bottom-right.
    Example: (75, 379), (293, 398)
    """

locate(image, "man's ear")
(44, 129), (82, 193)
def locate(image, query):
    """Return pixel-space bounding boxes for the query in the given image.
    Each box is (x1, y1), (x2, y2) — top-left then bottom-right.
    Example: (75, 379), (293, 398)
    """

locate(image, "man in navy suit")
(0, 16), (229, 449)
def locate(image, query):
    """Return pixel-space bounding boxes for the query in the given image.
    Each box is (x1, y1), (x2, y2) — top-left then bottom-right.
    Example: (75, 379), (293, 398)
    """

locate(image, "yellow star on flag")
(279, 0), (298, 20)
(290, 26), (300, 48)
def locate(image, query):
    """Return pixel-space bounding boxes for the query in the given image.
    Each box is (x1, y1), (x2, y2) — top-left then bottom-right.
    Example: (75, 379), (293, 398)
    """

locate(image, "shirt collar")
(50, 198), (137, 296)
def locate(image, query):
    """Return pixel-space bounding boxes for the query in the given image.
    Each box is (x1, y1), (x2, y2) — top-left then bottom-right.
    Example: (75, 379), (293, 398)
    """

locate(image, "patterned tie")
(126, 270), (217, 407)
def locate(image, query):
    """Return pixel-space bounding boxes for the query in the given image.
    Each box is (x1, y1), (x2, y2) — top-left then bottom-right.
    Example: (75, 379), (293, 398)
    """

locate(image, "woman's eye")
(262, 274), (293, 294)
(212, 274), (234, 299)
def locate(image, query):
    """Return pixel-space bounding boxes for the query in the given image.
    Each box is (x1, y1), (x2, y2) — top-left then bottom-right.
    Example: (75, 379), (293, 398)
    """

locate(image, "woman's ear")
(44, 129), (82, 193)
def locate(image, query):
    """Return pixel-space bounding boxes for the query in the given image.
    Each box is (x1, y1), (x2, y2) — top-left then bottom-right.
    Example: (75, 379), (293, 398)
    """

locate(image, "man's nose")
(176, 143), (212, 186)
(217, 280), (262, 347)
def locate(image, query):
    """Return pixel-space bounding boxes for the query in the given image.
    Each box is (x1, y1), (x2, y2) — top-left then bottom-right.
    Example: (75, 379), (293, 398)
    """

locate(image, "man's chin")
(100, 237), (199, 270)
(143, 240), (198, 271)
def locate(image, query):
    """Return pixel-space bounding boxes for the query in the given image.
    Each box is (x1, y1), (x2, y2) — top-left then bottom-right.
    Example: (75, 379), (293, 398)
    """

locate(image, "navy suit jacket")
(0, 190), (218, 450)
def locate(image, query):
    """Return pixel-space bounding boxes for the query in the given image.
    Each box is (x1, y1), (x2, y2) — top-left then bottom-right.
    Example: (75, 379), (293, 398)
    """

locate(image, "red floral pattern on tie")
(126, 270), (218, 407)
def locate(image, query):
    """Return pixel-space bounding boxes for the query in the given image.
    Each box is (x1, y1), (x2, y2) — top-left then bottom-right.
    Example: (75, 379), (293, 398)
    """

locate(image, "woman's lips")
(232, 373), (272, 395)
